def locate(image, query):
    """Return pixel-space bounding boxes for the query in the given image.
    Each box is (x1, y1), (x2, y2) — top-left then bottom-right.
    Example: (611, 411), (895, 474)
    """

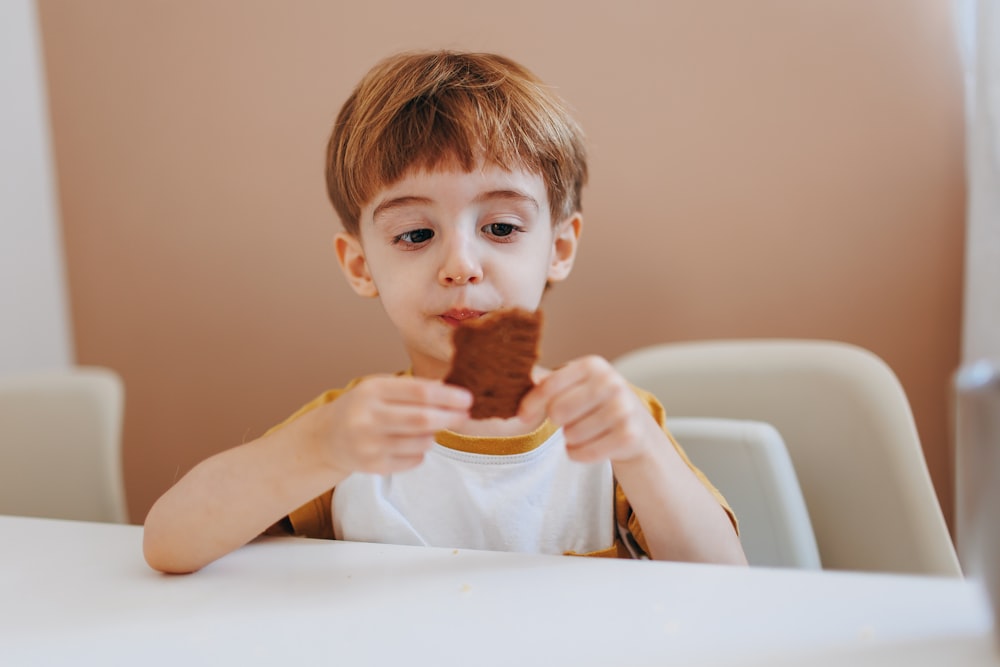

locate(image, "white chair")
(615, 339), (960, 576)
(666, 417), (821, 569)
(0, 367), (127, 523)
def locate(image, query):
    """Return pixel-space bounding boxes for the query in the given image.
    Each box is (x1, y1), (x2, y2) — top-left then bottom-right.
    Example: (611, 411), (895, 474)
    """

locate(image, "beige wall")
(37, 1), (965, 527)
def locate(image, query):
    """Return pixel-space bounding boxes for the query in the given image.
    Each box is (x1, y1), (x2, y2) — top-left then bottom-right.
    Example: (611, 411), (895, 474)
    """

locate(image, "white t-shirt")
(333, 426), (616, 555)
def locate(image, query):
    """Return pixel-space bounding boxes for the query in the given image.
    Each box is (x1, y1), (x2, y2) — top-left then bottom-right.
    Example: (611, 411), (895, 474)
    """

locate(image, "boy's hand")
(312, 376), (472, 476)
(518, 356), (661, 464)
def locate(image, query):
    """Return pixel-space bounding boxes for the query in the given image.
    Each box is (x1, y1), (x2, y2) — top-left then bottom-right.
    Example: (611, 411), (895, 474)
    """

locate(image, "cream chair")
(615, 339), (960, 576)
(667, 417), (821, 569)
(0, 367), (127, 523)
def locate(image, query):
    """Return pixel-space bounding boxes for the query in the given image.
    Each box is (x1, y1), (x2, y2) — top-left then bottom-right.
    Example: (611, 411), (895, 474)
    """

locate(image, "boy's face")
(335, 161), (581, 379)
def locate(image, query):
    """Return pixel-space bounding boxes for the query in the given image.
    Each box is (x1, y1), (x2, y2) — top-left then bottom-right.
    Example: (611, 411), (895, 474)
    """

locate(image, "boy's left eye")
(394, 228), (434, 245)
(484, 222), (516, 238)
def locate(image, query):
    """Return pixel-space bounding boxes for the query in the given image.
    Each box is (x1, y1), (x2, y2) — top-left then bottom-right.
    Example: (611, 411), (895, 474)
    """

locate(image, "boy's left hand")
(521, 356), (747, 565)
(518, 356), (661, 464)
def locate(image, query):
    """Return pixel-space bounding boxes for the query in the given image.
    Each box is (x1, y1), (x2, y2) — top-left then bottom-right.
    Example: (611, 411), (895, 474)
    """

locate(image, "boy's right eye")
(393, 229), (435, 246)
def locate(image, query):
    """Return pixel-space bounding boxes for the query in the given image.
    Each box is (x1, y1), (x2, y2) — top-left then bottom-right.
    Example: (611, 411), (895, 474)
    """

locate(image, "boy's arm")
(142, 414), (349, 574)
(611, 432), (746, 564)
(519, 356), (747, 565)
(142, 376), (472, 574)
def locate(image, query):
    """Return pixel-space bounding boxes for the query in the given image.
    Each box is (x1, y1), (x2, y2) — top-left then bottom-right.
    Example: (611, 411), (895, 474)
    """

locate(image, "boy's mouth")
(440, 309), (486, 326)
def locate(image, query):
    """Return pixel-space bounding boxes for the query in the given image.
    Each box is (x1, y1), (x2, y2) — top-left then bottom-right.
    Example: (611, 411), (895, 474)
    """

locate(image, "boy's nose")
(439, 240), (483, 286)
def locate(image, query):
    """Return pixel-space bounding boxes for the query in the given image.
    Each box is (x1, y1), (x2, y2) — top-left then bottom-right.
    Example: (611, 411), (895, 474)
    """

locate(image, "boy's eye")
(394, 228), (434, 245)
(485, 222), (516, 238)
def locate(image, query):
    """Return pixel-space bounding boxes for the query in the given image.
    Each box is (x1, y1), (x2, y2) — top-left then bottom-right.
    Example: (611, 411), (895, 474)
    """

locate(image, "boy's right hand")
(310, 376), (472, 477)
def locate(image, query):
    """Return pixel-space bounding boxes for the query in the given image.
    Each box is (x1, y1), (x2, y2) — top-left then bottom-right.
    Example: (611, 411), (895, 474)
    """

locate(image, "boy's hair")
(326, 50), (588, 236)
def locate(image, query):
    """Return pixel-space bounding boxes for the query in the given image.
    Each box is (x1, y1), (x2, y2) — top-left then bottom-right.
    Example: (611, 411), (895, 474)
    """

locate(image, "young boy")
(143, 50), (746, 573)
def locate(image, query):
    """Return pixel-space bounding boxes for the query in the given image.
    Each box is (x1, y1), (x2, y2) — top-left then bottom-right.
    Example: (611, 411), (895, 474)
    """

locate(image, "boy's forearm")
(142, 417), (345, 574)
(613, 442), (747, 566)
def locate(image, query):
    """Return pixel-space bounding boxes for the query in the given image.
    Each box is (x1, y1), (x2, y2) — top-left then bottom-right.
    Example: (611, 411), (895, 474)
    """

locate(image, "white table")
(0, 514), (996, 666)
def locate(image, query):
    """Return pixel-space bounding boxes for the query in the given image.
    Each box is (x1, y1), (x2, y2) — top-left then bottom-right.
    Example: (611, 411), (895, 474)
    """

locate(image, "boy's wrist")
(286, 407), (353, 482)
(610, 428), (682, 482)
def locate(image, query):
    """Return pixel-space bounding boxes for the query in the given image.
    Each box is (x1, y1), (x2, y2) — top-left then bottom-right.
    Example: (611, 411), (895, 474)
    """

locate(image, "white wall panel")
(0, 0), (73, 375)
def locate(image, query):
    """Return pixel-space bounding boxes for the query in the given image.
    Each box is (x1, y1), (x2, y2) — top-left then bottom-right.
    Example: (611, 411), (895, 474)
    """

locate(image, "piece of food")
(444, 308), (542, 419)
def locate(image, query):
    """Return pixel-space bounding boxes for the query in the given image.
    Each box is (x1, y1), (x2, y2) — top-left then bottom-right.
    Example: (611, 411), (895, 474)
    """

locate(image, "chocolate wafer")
(444, 308), (542, 419)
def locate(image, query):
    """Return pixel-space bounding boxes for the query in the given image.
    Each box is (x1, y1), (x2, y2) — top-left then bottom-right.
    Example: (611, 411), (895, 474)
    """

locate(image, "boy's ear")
(547, 213), (582, 284)
(334, 231), (379, 298)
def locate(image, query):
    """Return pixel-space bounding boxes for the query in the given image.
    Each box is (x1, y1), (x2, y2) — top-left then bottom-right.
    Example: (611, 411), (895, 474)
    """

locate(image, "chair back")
(0, 367), (127, 523)
(667, 417), (821, 569)
(615, 339), (960, 576)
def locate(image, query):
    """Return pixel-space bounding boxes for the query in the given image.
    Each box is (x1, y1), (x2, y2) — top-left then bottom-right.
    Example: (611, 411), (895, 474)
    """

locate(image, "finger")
(519, 363), (589, 423)
(564, 434), (616, 463)
(561, 397), (619, 445)
(517, 383), (547, 424)
(564, 401), (661, 463)
(351, 433), (435, 473)
(563, 413), (647, 463)
(546, 379), (616, 431)
(385, 434), (438, 456)
(374, 405), (469, 436)
(373, 376), (474, 410)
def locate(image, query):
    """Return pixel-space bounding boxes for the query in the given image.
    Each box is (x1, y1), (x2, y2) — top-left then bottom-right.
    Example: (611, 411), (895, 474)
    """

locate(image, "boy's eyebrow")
(472, 189), (540, 211)
(371, 190), (540, 223)
(372, 196), (433, 222)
